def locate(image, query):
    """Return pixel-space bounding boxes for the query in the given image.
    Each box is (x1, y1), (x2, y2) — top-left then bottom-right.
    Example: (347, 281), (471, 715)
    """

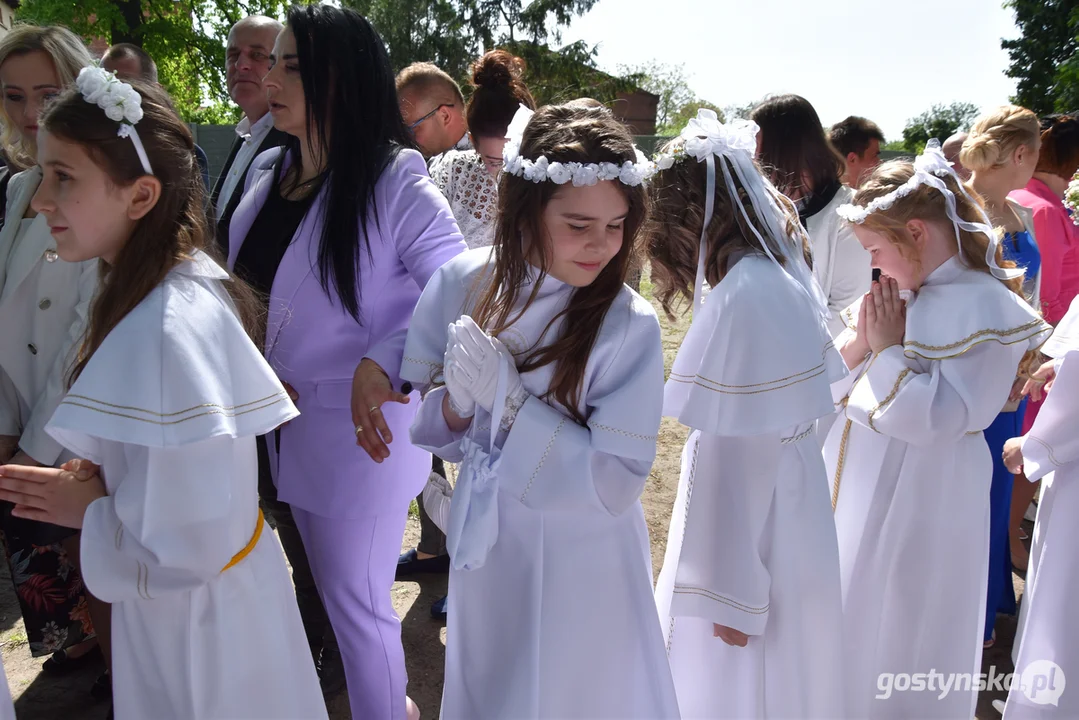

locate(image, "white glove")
(443, 323), (476, 418)
(446, 316), (528, 422)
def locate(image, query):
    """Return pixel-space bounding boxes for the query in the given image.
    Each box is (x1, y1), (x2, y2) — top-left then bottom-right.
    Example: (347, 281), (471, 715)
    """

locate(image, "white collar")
(172, 250), (230, 281)
(236, 112), (274, 142)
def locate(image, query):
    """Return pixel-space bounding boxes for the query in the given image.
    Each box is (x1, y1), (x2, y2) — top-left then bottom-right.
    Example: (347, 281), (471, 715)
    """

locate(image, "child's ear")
(127, 176), (162, 221)
(906, 218), (929, 248)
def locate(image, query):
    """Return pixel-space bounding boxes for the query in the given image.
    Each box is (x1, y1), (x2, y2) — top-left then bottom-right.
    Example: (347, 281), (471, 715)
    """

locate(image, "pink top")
(1009, 178), (1079, 325)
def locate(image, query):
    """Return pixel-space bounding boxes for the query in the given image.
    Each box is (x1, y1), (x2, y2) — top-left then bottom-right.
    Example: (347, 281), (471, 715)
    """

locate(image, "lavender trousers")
(292, 505), (410, 720)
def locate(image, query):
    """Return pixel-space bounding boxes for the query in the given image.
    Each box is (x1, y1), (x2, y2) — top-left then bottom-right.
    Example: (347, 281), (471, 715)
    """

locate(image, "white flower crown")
(76, 66), (153, 175)
(501, 104), (656, 187)
(836, 140), (1021, 281)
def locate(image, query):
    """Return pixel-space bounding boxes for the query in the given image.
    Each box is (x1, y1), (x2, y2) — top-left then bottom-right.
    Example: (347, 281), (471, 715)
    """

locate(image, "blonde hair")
(0, 24), (93, 172)
(959, 105), (1040, 174)
(394, 62), (464, 106)
(855, 160), (1021, 294)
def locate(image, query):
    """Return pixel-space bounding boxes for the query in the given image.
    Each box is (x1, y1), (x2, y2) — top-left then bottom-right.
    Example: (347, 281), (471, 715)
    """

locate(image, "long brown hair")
(472, 103), (648, 423)
(751, 94), (845, 198)
(646, 140), (809, 317)
(39, 78), (261, 385)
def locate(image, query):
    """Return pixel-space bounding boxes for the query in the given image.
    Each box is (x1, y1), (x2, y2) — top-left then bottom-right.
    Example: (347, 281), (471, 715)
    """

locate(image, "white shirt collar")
(236, 112), (275, 143)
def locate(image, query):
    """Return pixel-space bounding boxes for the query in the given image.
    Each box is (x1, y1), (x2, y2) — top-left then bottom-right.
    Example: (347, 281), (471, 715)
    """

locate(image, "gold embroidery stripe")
(520, 418), (566, 501)
(1026, 435), (1062, 469)
(587, 421), (657, 442)
(673, 585), (769, 614)
(904, 327), (1051, 361)
(669, 342), (835, 390)
(904, 319), (1046, 353)
(687, 365), (828, 396)
(671, 361), (824, 389)
(59, 397), (288, 427)
(832, 419), (852, 512)
(867, 368), (912, 434)
(781, 426), (814, 445)
(63, 391), (287, 418)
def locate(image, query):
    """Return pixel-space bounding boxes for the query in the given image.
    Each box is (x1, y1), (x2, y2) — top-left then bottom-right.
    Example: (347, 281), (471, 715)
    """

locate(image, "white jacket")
(805, 185), (872, 338)
(0, 167), (97, 464)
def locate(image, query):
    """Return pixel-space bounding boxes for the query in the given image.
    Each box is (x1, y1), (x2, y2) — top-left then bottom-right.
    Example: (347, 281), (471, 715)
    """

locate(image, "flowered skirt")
(0, 504), (95, 657)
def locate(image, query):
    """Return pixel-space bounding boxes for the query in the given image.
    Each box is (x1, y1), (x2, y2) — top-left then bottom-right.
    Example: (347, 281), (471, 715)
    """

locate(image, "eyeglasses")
(408, 103), (453, 132)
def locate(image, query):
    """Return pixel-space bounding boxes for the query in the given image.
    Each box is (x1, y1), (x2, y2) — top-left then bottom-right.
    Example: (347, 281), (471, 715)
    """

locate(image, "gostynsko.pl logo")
(876, 661), (1065, 705)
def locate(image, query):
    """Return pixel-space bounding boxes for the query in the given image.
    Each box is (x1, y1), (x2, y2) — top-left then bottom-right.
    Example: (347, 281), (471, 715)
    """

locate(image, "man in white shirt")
(396, 62), (469, 159)
(210, 15), (288, 254)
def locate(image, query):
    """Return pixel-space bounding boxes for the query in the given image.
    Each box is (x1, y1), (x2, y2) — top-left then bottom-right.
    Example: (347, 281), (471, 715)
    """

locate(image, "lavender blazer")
(228, 147), (466, 518)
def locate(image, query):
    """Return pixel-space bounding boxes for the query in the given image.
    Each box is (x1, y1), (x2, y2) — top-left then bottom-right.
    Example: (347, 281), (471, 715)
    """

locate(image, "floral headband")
(501, 104), (656, 187)
(76, 66), (153, 175)
(836, 140), (1021, 281)
(652, 109), (829, 319)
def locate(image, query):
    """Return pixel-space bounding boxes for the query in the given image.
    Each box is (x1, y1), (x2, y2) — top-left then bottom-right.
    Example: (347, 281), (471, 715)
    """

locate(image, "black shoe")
(396, 548), (450, 578)
(90, 670), (112, 701)
(430, 594), (448, 620)
(42, 645), (102, 676)
(318, 647), (347, 698)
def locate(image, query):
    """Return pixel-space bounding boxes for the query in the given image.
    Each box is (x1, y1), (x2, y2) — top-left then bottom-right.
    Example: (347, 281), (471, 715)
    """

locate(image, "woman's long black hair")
(286, 4), (413, 320)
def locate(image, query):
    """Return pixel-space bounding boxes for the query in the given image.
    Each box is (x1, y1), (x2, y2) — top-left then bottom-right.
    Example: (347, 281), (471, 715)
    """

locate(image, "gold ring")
(369, 405), (381, 413)
(355, 425), (364, 435)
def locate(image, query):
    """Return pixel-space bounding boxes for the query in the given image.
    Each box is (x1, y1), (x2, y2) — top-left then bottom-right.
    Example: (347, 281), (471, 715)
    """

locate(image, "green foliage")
(17, 0), (288, 122)
(1003, 0), (1079, 115)
(881, 139), (907, 153)
(901, 102), (980, 154)
(345, 0), (606, 100)
(666, 99), (724, 135)
(618, 61), (693, 135)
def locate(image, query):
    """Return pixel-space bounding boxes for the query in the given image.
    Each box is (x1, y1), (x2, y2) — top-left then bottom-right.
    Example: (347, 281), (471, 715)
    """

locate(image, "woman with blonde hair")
(960, 105), (1042, 649)
(0, 23), (108, 689)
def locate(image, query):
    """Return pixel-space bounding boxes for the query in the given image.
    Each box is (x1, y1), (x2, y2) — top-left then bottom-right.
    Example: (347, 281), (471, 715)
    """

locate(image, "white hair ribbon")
(656, 109), (830, 319)
(837, 140), (1022, 281)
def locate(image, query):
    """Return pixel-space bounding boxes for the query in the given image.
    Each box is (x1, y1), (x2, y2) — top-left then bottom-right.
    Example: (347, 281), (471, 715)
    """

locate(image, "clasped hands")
(0, 457), (105, 529)
(442, 316), (527, 427)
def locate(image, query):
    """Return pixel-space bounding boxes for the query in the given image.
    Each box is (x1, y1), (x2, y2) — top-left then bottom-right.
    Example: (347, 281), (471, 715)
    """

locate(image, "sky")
(558, 0), (1021, 140)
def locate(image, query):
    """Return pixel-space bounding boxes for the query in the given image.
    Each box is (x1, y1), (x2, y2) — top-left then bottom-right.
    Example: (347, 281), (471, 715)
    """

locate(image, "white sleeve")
(498, 313), (665, 516)
(672, 432), (777, 636)
(421, 472), (453, 535)
(1021, 351), (1079, 481)
(79, 435), (244, 603)
(825, 222), (871, 335)
(20, 261), (95, 464)
(845, 344), (1022, 445)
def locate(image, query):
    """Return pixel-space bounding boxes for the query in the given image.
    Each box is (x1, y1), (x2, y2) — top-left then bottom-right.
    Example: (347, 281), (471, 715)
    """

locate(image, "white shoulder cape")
(664, 253), (847, 436)
(1044, 295), (1079, 358)
(839, 258), (1052, 361)
(47, 251), (298, 461)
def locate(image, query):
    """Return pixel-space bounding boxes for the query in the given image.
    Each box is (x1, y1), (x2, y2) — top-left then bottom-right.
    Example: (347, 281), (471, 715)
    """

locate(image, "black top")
(796, 177), (843, 228)
(212, 128), (290, 259)
(234, 164), (318, 301)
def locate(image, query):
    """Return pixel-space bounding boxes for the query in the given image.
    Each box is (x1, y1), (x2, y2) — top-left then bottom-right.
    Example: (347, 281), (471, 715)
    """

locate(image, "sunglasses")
(408, 103), (453, 132)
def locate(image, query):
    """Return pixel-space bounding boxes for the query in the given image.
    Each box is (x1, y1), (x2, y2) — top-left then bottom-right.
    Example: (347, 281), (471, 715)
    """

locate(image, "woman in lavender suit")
(226, 6), (466, 718)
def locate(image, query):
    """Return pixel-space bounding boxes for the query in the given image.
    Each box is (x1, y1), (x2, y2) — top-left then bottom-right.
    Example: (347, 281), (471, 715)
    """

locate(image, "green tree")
(881, 139), (908, 153)
(901, 102), (980, 154)
(617, 61), (695, 135)
(18, 0), (288, 122)
(346, 0), (612, 101)
(663, 99), (725, 136)
(1003, 0), (1079, 115)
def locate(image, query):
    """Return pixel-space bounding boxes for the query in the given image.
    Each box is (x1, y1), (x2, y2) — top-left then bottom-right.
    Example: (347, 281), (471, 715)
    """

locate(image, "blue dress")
(984, 229), (1040, 642)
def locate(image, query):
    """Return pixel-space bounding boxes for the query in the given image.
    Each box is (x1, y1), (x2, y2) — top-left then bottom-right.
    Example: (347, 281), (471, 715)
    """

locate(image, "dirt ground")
(0, 277), (1030, 719)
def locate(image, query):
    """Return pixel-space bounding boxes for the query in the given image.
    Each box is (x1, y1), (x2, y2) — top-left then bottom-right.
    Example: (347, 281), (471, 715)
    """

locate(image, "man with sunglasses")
(396, 62), (470, 159)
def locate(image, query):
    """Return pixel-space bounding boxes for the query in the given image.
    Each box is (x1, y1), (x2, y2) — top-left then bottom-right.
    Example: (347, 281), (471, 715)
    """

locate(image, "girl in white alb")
(0, 70), (325, 719)
(401, 103), (679, 719)
(999, 296), (1079, 719)
(647, 110), (847, 719)
(826, 141), (1052, 720)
